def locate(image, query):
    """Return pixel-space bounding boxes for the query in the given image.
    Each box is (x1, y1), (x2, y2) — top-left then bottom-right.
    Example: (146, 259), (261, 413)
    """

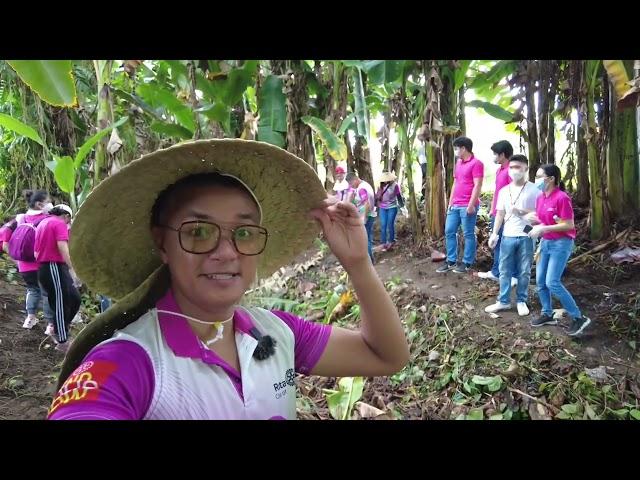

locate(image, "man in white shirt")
(484, 154), (541, 316)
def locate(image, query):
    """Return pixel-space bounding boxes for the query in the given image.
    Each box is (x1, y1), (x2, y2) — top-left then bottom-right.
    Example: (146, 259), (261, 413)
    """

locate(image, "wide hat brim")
(70, 139), (327, 300)
(379, 172), (397, 182)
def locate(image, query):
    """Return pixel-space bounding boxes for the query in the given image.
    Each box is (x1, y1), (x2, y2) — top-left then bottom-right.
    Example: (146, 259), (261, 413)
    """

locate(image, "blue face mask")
(535, 178), (546, 191)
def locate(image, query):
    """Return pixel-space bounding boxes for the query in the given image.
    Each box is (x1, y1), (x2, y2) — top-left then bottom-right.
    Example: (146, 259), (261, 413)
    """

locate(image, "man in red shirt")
(437, 137), (484, 274)
(478, 140), (518, 285)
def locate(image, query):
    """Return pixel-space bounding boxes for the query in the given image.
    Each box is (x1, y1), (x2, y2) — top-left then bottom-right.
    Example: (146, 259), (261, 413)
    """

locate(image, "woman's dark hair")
(49, 207), (71, 217)
(453, 136), (473, 153)
(540, 164), (565, 191)
(150, 172), (258, 227)
(24, 189), (49, 209)
(491, 140), (513, 159)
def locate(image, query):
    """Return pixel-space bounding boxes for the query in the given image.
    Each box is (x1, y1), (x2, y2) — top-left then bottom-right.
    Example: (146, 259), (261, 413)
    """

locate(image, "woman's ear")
(151, 226), (168, 263)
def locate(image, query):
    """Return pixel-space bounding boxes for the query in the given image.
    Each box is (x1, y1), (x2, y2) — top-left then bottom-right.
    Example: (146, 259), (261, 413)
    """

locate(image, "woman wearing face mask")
(48, 140), (409, 420)
(35, 204), (80, 353)
(1, 190), (55, 330)
(484, 155), (540, 317)
(525, 164), (591, 336)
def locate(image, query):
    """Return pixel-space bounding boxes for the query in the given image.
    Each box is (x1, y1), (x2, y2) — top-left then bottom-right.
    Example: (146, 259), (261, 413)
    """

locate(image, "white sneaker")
(517, 302), (530, 316)
(22, 315), (39, 329)
(485, 302), (512, 313)
(44, 323), (55, 336)
(511, 277), (518, 288)
(478, 271), (499, 281)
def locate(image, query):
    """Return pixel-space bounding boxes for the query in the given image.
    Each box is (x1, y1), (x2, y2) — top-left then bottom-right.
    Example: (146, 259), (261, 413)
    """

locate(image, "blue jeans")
(536, 238), (582, 319)
(490, 215), (520, 279)
(445, 206), (478, 265)
(21, 271), (53, 320)
(498, 236), (533, 304)
(379, 207), (398, 244)
(365, 216), (375, 263)
(99, 295), (112, 313)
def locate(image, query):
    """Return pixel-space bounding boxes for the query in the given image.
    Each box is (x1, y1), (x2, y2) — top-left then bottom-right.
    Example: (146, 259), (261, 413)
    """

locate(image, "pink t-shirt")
(491, 163), (511, 216)
(34, 216), (69, 263)
(451, 156), (484, 207)
(536, 187), (576, 240)
(48, 289), (332, 420)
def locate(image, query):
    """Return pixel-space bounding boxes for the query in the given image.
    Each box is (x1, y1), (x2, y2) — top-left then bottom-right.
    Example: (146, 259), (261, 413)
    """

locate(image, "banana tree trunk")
(93, 60), (114, 187)
(284, 60), (316, 170)
(538, 60), (550, 164)
(583, 60), (610, 239)
(398, 123), (422, 241)
(458, 86), (466, 136)
(524, 61), (540, 181)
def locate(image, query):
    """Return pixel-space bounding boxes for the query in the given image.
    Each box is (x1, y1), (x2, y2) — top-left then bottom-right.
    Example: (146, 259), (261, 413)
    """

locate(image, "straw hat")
(69, 139), (328, 300)
(380, 171), (397, 183)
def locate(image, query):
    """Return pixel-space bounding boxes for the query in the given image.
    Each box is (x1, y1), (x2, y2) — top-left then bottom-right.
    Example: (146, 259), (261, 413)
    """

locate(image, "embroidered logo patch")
(48, 360), (117, 416)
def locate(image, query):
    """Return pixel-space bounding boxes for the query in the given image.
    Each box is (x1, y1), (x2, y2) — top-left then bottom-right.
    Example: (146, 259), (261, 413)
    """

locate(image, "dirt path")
(0, 271), (61, 420)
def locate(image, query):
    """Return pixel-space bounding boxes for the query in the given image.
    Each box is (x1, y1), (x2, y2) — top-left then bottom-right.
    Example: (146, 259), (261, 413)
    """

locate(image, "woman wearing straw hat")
(35, 204), (80, 353)
(375, 171), (404, 252)
(47, 139), (409, 420)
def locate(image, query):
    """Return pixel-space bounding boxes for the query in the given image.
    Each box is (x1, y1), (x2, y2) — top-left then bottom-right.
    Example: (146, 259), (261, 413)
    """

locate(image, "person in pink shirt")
(525, 164), (591, 336)
(437, 136), (484, 274)
(478, 140), (519, 285)
(2, 190), (54, 330)
(48, 139), (408, 420)
(35, 204), (80, 353)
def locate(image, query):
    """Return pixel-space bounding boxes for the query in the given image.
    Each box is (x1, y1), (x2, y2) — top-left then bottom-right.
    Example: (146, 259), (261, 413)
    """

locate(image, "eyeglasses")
(159, 221), (268, 256)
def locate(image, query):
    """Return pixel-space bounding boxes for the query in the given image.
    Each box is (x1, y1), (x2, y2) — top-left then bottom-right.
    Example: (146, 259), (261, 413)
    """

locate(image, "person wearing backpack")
(3, 190), (55, 330)
(35, 204), (80, 353)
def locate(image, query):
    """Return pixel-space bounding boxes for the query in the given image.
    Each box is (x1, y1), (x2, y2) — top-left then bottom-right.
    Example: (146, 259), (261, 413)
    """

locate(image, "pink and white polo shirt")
(48, 289), (332, 420)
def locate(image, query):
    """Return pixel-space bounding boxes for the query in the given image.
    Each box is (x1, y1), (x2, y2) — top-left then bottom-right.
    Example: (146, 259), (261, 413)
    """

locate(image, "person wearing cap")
(375, 171), (404, 252)
(34, 204), (80, 353)
(331, 165), (351, 201)
(345, 172), (376, 264)
(47, 140), (409, 420)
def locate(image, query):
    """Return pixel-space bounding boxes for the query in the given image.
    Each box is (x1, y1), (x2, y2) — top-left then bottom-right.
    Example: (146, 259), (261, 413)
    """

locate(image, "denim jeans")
(445, 206), (478, 265)
(490, 215), (520, 279)
(99, 295), (112, 313)
(365, 215), (375, 263)
(379, 207), (398, 244)
(498, 236), (533, 304)
(536, 238), (582, 319)
(21, 271), (53, 320)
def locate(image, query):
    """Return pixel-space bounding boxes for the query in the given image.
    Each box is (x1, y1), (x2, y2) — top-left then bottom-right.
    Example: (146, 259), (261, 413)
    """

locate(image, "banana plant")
(322, 377), (365, 420)
(6, 60), (78, 107)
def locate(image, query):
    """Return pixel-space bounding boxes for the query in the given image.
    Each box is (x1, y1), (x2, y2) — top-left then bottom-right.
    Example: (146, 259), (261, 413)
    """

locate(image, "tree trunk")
(538, 60), (550, 164)
(282, 60), (316, 170)
(524, 61), (540, 181)
(608, 60), (639, 220)
(187, 61), (202, 140)
(353, 135), (374, 187)
(573, 60), (591, 207)
(583, 60), (610, 239)
(458, 86), (466, 136)
(93, 60), (114, 188)
(441, 66), (456, 199)
(547, 63), (559, 163)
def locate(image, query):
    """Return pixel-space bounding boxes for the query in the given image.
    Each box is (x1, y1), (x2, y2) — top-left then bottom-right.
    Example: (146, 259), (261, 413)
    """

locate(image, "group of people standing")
(0, 189), (80, 352)
(435, 136), (591, 337)
(331, 166), (405, 264)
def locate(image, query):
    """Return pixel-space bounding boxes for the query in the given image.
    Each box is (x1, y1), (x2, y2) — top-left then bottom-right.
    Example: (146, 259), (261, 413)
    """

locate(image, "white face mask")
(42, 202), (54, 212)
(454, 148), (461, 158)
(509, 169), (525, 182)
(493, 154), (500, 164)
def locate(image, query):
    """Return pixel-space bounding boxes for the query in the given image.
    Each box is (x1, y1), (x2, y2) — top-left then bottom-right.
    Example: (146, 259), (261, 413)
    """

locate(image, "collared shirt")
(535, 187), (576, 240)
(451, 155), (484, 207)
(48, 289), (331, 420)
(491, 162), (511, 216)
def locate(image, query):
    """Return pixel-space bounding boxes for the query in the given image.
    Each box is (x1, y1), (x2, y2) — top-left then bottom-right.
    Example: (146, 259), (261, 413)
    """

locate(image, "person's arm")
(467, 160), (484, 214)
(309, 200), (409, 377)
(56, 241), (74, 271)
(447, 181), (456, 210)
(467, 177), (483, 214)
(48, 340), (154, 420)
(2, 243), (8, 254)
